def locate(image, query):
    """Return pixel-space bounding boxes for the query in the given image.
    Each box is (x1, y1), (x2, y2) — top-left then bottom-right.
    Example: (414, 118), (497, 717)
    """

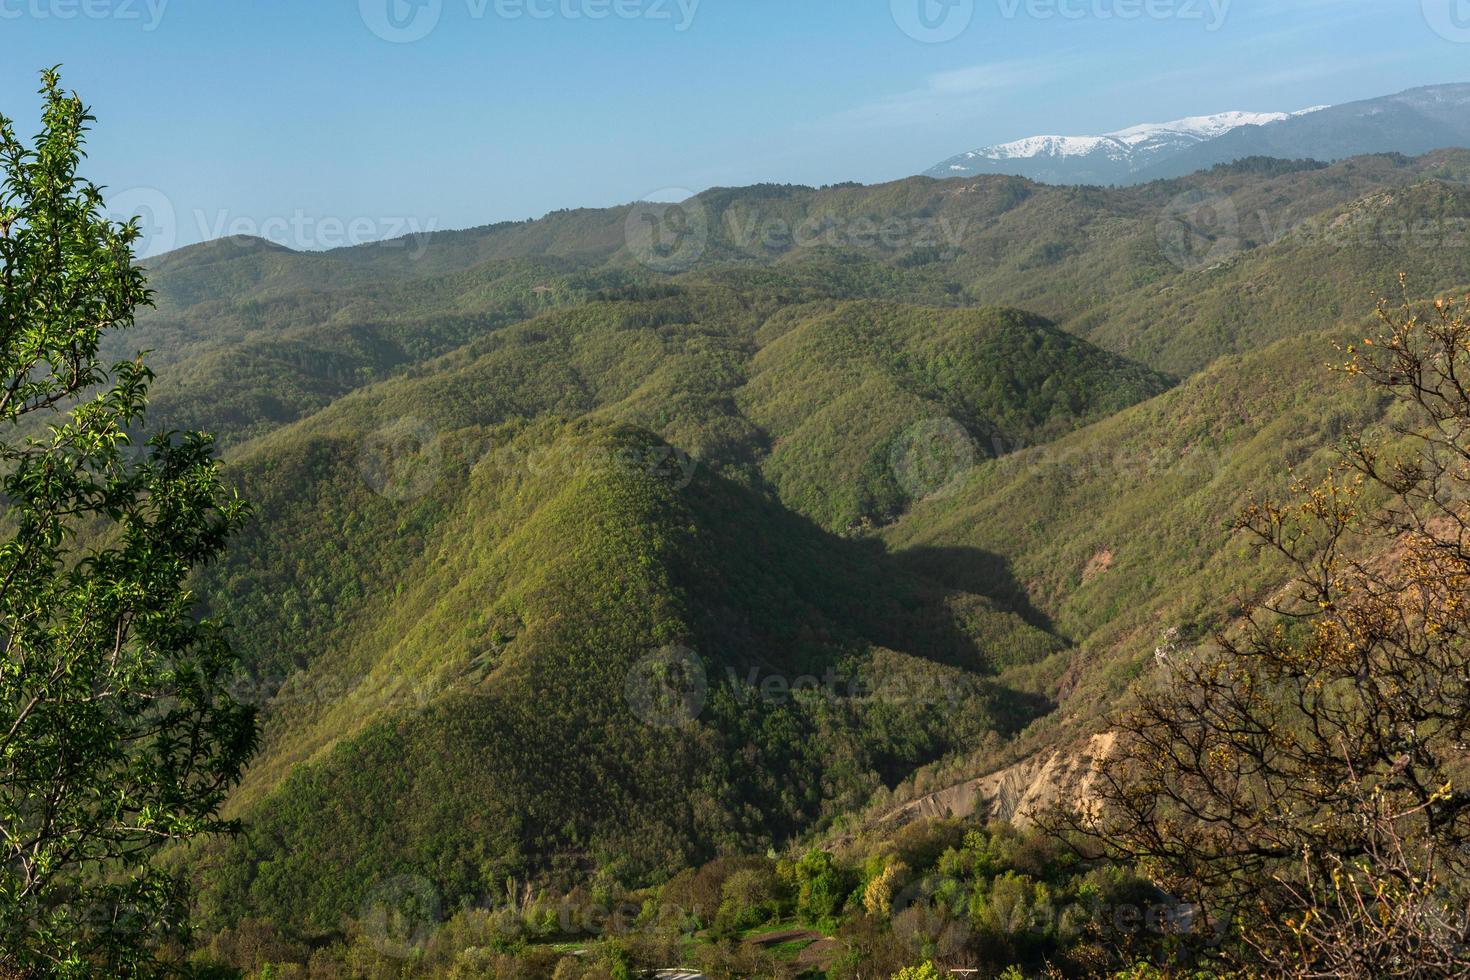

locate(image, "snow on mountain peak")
(963, 134), (1117, 161)
(964, 105), (1330, 162)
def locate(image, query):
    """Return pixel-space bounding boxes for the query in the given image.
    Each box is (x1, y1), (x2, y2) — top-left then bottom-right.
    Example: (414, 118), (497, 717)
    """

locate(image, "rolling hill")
(92, 148), (1470, 967)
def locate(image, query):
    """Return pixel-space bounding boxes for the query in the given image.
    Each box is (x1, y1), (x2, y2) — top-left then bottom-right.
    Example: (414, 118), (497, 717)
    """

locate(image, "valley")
(6, 42), (1470, 973)
(124, 148), (1470, 973)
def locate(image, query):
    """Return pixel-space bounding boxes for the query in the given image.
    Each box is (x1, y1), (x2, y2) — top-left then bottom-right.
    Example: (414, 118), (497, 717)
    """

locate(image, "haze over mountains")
(8, 0), (1470, 960)
(106, 141), (1470, 965)
(926, 83), (1470, 185)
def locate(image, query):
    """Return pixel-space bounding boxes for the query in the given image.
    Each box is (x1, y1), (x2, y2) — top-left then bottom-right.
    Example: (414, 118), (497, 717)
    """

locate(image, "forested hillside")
(93, 149), (1470, 975)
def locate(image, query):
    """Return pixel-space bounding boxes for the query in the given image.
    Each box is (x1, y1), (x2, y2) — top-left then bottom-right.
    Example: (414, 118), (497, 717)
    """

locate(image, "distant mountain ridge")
(1135, 83), (1470, 180)
(927, 107), (1328, 184)
(926, 84), (1470, 186)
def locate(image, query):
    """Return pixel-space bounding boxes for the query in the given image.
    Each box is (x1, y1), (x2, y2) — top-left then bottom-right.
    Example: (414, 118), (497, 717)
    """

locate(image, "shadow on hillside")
(683, 468), (1062, 681)
(891, 545), (1058, 638)
(687, 480), (1061, 740)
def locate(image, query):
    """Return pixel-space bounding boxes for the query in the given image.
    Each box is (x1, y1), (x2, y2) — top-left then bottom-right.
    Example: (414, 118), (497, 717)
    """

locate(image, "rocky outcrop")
(877, 732), (1117, 829)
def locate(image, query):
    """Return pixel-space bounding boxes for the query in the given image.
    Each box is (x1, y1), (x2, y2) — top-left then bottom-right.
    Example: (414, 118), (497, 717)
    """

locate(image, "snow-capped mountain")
(926, 107), (1329, 185)
(1136, 84), (1470, 181)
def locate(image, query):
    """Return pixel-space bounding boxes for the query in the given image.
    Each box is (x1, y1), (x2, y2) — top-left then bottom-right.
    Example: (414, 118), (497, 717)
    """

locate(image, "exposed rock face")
(879, 732), (1118, 829)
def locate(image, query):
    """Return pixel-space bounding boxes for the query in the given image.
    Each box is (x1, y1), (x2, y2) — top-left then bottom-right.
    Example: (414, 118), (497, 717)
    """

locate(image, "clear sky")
(2, 0), (1465, 254)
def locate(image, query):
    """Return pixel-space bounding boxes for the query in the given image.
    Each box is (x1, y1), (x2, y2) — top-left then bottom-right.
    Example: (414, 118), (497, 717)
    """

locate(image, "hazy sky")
(3, 0), (1465, 253)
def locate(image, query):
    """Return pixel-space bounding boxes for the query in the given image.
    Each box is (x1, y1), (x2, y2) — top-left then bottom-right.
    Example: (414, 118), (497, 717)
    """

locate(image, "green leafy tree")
(789, 849), (851, 930)
(0, 71), (255, 976)
(891, 962), (942, 980)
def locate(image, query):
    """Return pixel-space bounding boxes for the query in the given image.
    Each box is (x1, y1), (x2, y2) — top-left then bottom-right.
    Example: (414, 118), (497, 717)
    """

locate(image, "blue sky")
(2, 0), (1465, 253)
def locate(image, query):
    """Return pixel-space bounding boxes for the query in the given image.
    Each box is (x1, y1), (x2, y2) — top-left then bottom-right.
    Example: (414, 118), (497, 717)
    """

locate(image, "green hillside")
(742, 302), (1169, 530)
(177, 288), (1166, 935)
(195, 287), (1168, 687)
(193, 419), (1063, 937)
(67, 150), (1470, 973)
(874, 328), (1398, 788)
(126, 150), (1470, 452)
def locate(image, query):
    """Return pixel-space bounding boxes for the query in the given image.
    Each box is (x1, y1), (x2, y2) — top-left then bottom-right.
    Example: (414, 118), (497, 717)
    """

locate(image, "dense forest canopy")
(5, 70), (1470, 979)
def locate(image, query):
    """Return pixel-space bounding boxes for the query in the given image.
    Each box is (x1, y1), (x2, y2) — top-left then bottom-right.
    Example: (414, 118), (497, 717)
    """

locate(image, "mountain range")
(99, 140), (1470, 973)
(926, 83), (1470, 185)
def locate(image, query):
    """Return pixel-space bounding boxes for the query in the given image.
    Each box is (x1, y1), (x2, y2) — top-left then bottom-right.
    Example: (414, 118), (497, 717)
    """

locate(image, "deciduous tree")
(0, 70), (255, 977)
(1082, 283), (1470, 976)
